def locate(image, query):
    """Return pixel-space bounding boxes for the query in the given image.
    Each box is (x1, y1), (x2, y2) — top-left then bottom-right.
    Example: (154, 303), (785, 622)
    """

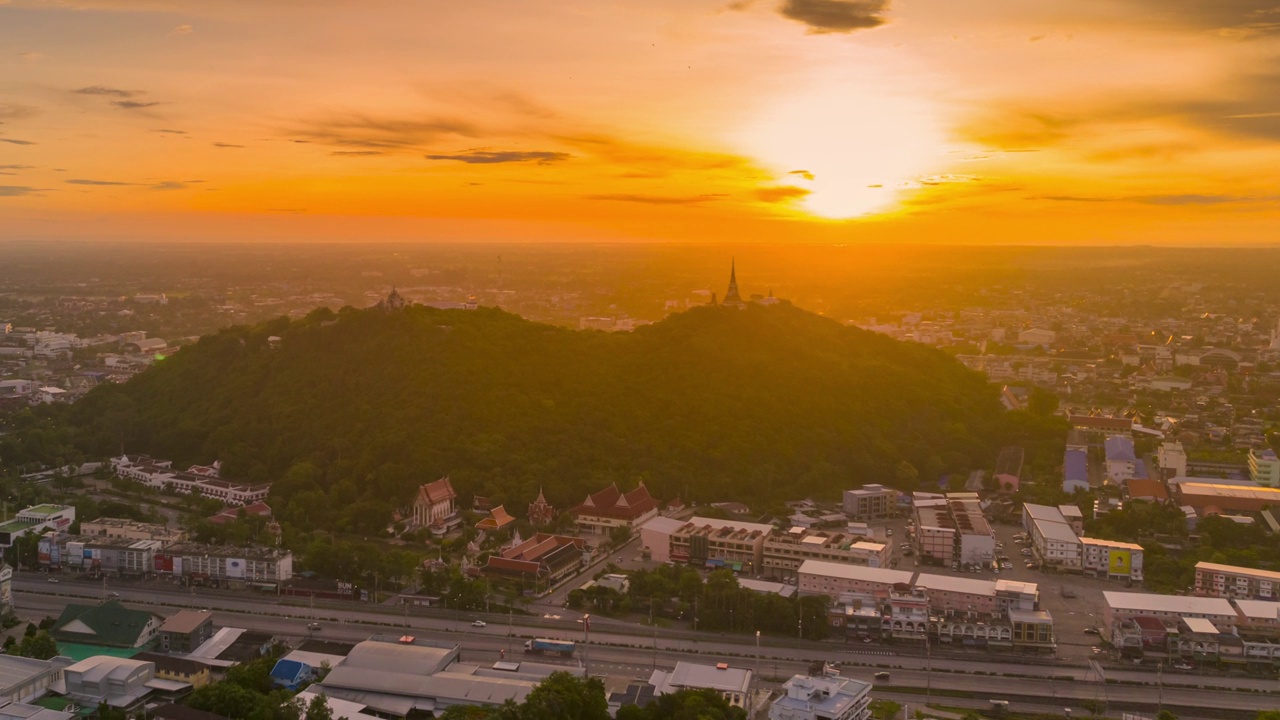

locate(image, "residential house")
(52, 600), (163, 648)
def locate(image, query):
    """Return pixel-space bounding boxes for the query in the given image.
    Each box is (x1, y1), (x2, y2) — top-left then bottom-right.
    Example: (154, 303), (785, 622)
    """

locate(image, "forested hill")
(68, 302), (1028, 532)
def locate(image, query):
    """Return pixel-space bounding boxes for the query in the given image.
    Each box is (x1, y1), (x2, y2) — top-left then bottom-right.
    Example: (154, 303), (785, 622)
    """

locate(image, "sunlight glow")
(738, 82), (954, 219)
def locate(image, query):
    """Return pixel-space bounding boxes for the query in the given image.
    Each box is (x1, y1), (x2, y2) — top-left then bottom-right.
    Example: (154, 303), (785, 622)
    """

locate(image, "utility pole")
(1157, 662), (1163, 715)
(926, 637), (932, 703)
(583, 614), (591, 677)
(651, 605), (658, 670)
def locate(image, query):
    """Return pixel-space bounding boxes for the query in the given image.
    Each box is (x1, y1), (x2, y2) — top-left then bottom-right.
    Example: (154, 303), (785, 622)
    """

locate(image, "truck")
(525, 638), (576, 657)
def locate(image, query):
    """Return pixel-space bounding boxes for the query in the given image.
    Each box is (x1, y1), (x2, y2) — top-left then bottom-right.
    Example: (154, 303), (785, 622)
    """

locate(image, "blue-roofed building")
(1063, 449), (1089, 494)
(1104, 435), (1137, 486)
(1132, 459), (1148, 481)
(270, 658), (314, 691)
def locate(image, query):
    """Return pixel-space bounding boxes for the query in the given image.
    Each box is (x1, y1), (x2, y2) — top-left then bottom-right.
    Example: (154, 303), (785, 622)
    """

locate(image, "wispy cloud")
(0, 138), (36, 146)
(788, 169), (815, 181)
(170, 24), (194, 35)
(330, 150), (384, 156)
(0, 165), (34, 170)
(212, 142), (244, 148)
(289, 112), (479, 151)
(779, 0), (891, 34)
(74, 86), (139, 98)
(424, 149), (571, 165)
(156, 129), (187, 135)
(18, 52), (46, 62)
(0, 103), (39, 122)
(1036, 193), (1277, 205)
(150, 181), (188, 190)
(113, 100), (161, 110)
(754, 186), (810, 202)
(66, 178), (138, 186)
(0, 186), (45, 197)
(586, 193), (722, 205)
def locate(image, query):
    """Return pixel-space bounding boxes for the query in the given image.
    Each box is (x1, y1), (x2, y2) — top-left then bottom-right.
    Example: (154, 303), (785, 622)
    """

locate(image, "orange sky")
(2, 0), (1279, 244)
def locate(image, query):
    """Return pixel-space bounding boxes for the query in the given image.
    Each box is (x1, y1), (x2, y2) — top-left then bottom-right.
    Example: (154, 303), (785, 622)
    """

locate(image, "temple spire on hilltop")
(722, 259), (744, 307)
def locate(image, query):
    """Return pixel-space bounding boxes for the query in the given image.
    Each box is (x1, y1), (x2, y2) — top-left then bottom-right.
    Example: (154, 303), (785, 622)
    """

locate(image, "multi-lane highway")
(17, 576), (1278, 718)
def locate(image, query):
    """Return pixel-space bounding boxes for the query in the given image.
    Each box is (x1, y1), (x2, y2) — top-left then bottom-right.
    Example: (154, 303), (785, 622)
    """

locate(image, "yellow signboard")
(1109, 550), (1131, 574)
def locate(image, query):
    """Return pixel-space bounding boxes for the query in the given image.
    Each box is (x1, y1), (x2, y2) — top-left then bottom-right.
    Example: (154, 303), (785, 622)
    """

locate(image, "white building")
(1157, 441), (1187, 479)
(649, 662), (752, 710)
(769, 675), (871, 720)
(1248, 448), (1280, 488)
(1080, 538), (1144, 582)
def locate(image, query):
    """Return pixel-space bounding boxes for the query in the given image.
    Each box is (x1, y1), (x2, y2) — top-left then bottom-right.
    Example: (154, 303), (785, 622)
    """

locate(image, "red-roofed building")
(482, 533), (586, 588)
(1127, 478), (1170, 502)
(527, 488), (555, 527)
(476, 505), (516, 532)
(413, 477), (461, 535)
(208, 501), (273, 526)
(572, 482), (659, 535)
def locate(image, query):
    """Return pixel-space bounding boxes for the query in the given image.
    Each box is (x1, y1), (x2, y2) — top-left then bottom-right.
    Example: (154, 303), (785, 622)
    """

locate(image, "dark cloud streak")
(779, 0), (890, 34)
(424, 150), (571, 165)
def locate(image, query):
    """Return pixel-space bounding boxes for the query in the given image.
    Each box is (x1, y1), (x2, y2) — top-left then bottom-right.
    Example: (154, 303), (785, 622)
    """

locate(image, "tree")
(16, 631), (57, 660)
(616, 689), (745, 720)
(304, 693), (335, 720)
(1156, 711), (1178, 720)
(508, 671), (609, 720)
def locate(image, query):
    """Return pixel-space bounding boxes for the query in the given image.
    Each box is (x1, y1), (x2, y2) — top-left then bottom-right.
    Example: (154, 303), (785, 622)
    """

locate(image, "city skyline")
(2, 1), (1279, 244)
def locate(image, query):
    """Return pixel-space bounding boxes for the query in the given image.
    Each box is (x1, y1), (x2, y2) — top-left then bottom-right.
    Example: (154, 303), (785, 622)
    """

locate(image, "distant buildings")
(1158, 441), (1188, 479)
(993, 446), (1023, 493)
(80, 517), (185, 544)
(481, 533), (586, 588)
(158, 609), (215, 653)
(474, 505), (515, 532)
(1102, 591), (1280, 664)
(111, 455), (269, 507)
(1175, 482), (1280, 514)
(912, 493), (994, 567)
(1021, 503), (1144, 581)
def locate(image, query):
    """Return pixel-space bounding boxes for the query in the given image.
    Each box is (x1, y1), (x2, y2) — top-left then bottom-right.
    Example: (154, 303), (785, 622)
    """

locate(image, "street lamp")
(582, 613), (591, 676)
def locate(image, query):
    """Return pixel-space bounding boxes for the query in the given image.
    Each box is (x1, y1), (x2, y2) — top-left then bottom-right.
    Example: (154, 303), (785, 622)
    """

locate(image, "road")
(17, 576), (1280, 718)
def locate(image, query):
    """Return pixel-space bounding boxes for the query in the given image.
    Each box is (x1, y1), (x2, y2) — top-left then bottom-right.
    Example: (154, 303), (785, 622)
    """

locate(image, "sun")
(736, 80), (954, 219)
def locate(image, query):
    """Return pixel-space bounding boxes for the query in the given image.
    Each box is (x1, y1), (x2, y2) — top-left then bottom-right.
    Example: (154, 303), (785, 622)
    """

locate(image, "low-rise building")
(0, 504), (75, 547)
(1101, 592), (1238, 639)
(1081, 538), (1144, 582)
(481, 533), (586, 589)
(649, 662), (752, 710)
(111, 455), (269, 507)
(571, 482), (659, 536)
(1063, 448), (1089, 494)
(157, 543), (293, 586)
(1195, 562), (1279, 600)
(762, 528), (889, 578)
(1248, 448), (1280, 488)
(1176, 482), (1280, 514)
(667, 517), (772, 573)
(79, 518), (185, 545)
(158, 610), (216, 653)
(0, 655), (59, 705)
(841, 485), (897, 520)
(769, 674), (871, 720)
(52, 600), (163, 648)
(797, 560), (913, 600)
(60, 656), (158, 713)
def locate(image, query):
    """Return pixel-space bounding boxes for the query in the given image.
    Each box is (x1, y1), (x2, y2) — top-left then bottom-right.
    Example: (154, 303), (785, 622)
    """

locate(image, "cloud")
(74, 86), (139, 98)
(289, 112), (479, 151)
(424, 149), (571, 165)
(18, 52), (46, 62)
(917, 174), (982, 186)
(66, 178), (138, 186)
(0, 103), (39, 122)
(212, 142), (244, 148)
(586, 193), (722, 205)
(170, 24), (194, 35)
(0, 165), (34, 170)
(0, 186), (44, 197)
(1036, 193), (1276, 205)
(788, 169), (815, 181)
(113, 100), (161, 110)
(330, 150), (384, 156)
(754, 185), (811, 202)
(156, 129), (187, 135)
(0, 138), (35, 145)
(779, 0), (890, 34)
(150, 181), (188, 190)
(1121, 1), (1280, 36)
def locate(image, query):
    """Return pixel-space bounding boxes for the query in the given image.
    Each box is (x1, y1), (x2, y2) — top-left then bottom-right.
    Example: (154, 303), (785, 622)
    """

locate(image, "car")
(308, 622), (322, 631)
(873, 672), (891, 681)
(1002, 562), (1012, 569)
(886, 529), (893, 536)
(1173, 662), (1193, 671)
(861, 637), (873, 644)
(108, 591), (120, 598)
(47, 577), (59, 583)
(472, 620), (487, 628)
(1091, 647), (1103, 655)
(1084, 628), (1099, 635)
(1025, 561), (1035, 568)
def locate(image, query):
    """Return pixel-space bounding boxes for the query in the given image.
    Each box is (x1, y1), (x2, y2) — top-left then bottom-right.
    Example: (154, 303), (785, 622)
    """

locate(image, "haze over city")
(3, 0), (1280, 244)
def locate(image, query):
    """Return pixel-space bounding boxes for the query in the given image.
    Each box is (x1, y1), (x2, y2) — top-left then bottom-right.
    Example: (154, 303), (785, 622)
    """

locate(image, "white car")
(472, 620), (487, 628)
